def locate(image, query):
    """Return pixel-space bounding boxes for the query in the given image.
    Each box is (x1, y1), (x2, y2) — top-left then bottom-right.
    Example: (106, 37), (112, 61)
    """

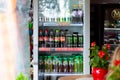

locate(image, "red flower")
(91, 42), (96, 47)
(105, 56), (109, 60)
(98, 50), (105, 58)
(114, 60), (120, 66)
(106, 44), (110, 50)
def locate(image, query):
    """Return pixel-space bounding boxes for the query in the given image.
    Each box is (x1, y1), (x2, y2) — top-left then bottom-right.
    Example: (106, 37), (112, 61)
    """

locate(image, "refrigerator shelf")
(39, 47), (83, 52)
(43, 22), (84, 27)
(104, 44), (120, 46)
(104, 28), (120, 31)
(39, 72), (83, 76)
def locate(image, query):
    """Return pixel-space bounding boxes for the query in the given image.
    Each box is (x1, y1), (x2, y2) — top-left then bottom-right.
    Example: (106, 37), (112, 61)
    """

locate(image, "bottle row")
(39, 4), (83, 23)
(39, 16), (83, 24)
(39, 55), (83, 73)
(39, 29), (83, 48)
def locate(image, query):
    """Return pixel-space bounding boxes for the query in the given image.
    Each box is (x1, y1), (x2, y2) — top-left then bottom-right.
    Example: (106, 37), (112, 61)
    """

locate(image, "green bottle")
(74, 56), (80, 73)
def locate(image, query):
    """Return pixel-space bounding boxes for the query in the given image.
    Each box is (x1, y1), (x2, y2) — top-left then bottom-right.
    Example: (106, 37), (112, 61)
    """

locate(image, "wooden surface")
(58, 75), (93, 80)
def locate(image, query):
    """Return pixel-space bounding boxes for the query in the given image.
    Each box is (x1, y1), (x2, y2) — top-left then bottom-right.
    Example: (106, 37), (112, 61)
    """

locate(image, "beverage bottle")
(66, 30), (72, 47)
(72, 32), (78, 47)
(49, 29), (54, 47)
(63, 57), (68, 72)
(39, 29), (44, 47)
(47, 56), (53, 72)
(44, 56), (48, 72)
(68, 56), (74, 73)
(77, 34), (83, 47)
(52, 56), (59, 72)
(74, 56), (80, 72)
(43, 29), (49, 47)
(71, 4), (77, 23)
(39, 56), (44, 72)
(58, 57), (63, 72)
(60, 30), (65, 47)
(54, 29), (60, 47)
(78, 4), (83, 23)
(79, 55), (83, 72)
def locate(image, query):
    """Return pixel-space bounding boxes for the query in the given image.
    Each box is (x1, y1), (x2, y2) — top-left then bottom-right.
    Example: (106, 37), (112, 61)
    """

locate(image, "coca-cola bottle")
(43, 29), (49, 47)
(49, 29), (54, 47)
(60, 29), (65, 47)
(39, 29), (44, 47)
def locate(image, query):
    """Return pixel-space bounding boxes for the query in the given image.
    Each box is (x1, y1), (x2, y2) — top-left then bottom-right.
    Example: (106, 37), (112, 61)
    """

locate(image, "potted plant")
(89, 42), (110, 80)
(107, 60), (120, 80)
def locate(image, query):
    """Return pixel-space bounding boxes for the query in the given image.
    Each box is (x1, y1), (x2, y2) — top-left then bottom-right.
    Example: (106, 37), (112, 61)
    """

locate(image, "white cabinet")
(33, 0), (90, 80)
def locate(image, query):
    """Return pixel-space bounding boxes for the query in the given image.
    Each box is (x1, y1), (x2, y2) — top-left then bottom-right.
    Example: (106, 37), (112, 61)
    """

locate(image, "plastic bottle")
(44, 29), (49, 47)
(78, 4), (83, 23)
(68, 56), (74, 72)
(47, 56), (53, 72)
(74, 56), (80, 72)
(72, 32), (78, 47)
(66, 30), (72, 47)
(63, 57), (68, 72)
(54, 29), (60, 47)
(49, 29), (54, 47)
(39, 29), (44, 47)
(60, 29), (65, 47)
(78, 34), (83, 47)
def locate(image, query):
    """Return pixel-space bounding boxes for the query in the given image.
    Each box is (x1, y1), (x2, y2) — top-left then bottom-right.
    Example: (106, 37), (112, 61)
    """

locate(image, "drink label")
(39, 37), (43, 41)
(49, 37), (54, 41)
(60, 37), (65, 42)
(44, 36), (48, 41)
(55, 37), (59, 42)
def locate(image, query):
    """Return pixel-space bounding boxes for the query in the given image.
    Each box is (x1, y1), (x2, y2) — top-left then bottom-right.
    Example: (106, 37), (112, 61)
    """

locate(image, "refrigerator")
(33, 0), (90, 80)
(90, 4), (120, 54)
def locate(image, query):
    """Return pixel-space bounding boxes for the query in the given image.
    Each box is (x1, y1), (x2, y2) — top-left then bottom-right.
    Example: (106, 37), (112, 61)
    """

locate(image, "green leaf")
(16, 72), (28, 80)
